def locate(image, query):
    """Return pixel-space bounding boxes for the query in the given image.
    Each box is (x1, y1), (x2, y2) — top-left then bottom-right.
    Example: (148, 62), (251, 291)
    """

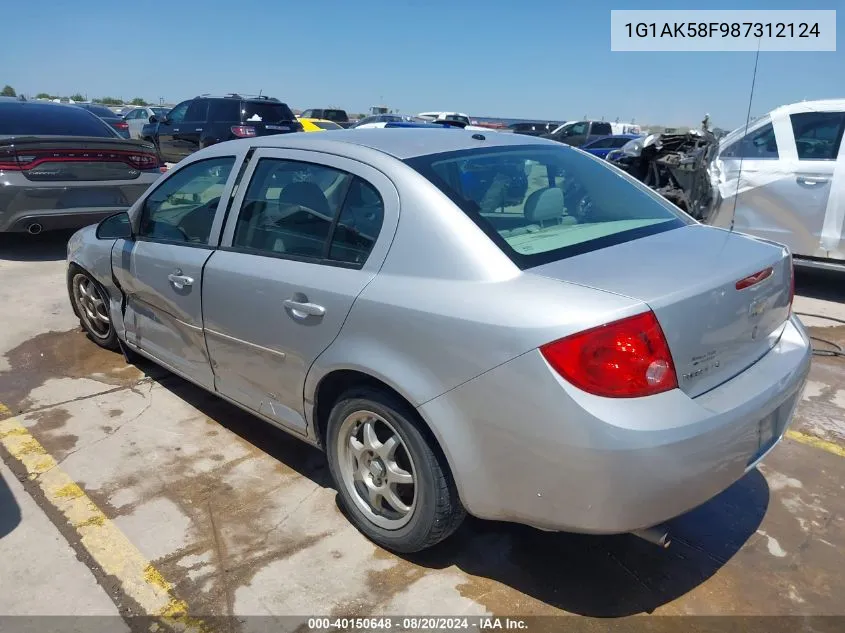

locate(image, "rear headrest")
(524, 187), (564, 224)
(278, 181), (331, 218)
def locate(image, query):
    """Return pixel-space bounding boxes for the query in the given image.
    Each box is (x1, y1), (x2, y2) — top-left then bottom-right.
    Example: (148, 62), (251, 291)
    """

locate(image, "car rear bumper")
(0, 172), (159, 232)
(419, 315), (812, 534)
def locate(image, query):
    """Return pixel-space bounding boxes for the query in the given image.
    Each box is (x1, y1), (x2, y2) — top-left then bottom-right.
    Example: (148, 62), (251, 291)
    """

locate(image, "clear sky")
(2, 0), (842, 129)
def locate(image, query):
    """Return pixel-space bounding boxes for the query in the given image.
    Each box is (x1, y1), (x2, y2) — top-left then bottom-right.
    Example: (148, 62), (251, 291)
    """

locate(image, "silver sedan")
(66, 128), (811, 553)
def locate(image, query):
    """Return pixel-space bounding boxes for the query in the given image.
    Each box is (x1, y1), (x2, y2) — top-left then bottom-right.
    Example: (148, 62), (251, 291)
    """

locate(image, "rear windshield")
(79, 104), (118, 119)
(314, 120), (342, 130)
(0, 103), (116, 137)
(151, 107), (169, 117)
(405, 145), (688, 268)
(241, 101), (296, 123)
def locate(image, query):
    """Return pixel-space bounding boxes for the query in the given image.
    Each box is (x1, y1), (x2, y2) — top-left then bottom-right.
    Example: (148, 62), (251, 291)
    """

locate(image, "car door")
(125, 109), (141, 138)
(173, 99), (208, 159)
(202, 149), (398, 435)
(712, 111), (844, 260)
(789, 110), (845, 260)
(112, 154), (240, 389)
(156, 100), (191, 163)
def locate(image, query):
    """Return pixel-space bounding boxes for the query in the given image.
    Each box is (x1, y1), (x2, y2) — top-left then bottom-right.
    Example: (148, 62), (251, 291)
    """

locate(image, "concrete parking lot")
(1, 231), (844, 627)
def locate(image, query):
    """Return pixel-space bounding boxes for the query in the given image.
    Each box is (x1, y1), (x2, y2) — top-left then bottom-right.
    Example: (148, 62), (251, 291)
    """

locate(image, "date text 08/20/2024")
(306, 617), (529, 630)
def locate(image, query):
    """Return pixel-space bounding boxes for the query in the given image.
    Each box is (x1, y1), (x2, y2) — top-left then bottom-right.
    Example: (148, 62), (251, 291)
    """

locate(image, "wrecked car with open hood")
(605, 126), (719, 221)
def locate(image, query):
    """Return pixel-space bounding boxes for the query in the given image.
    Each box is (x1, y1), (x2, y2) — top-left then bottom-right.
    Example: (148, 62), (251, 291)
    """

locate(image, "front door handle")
(168, 271), (194, 289)
(283, 299), (326, 318)
(796, 176), (829, 186)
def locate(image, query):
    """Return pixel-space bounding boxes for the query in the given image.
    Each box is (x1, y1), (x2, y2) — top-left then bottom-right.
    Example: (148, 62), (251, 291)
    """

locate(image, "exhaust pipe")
(631, 524), (671, 548)
(27, 222), (43, 235)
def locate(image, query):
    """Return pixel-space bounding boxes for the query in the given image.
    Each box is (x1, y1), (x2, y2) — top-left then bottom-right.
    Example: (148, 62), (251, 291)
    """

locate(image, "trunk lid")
(530, 224), (792, 398)
(0, 136), (159, 181)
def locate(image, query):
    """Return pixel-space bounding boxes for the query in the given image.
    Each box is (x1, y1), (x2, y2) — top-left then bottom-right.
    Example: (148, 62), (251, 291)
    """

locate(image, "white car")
(122, 106), (171, 139)
(707, 98), (845, 269)
(416, 111), (491, 132)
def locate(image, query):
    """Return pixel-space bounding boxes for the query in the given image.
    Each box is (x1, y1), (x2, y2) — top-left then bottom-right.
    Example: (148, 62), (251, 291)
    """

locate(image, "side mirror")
(148, 115), (158, 123)
(96, 212), (133, 240)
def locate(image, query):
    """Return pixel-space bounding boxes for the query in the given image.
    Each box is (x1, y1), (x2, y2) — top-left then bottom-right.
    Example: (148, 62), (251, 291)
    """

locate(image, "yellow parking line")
(0, 402), (208, 631)
(786, 429), (845, 458)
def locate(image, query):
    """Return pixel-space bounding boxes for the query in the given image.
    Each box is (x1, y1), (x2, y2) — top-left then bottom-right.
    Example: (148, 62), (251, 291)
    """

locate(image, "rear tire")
(326, 387), (465, 553)
(68, 269), (119, 351)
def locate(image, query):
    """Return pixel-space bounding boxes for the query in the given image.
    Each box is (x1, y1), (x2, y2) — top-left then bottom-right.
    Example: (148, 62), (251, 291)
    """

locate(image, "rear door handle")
(796, 176), (829, 186)
(283, 299), (326, 318)
(168, 272), (194, 289)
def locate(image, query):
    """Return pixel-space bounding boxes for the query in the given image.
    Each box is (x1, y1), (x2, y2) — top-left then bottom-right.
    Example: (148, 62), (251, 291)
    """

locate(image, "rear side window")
(405, 146), (687, 269)
(0, 103), (116, 137)
(184, 99), (208, 121)
(323, 109), (347, 121)
(592, 122), (612, 136)
(241, 101), (296, 123)
(721, 121), (779, 159)
(790, 111), (845, 160)
(232, 158), (384, 266)
(207, 99), (240, 121)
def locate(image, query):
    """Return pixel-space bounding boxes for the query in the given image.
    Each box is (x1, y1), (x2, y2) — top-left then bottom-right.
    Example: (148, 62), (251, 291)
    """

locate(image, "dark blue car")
(579, 134), (642, 159)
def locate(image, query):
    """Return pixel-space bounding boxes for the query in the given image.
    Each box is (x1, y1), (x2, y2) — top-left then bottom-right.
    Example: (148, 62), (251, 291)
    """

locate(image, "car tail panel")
(529, 225), (793, 398)
(0, 136), (159, 181)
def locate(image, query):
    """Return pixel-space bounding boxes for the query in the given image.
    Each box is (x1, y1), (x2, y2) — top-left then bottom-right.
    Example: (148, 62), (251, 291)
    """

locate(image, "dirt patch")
(0, 328), (148, 415)
(26, 407), (78, 459)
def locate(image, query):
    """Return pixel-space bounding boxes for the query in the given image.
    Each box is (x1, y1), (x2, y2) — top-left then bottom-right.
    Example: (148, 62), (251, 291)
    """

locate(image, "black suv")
(142, 94), (302, 163)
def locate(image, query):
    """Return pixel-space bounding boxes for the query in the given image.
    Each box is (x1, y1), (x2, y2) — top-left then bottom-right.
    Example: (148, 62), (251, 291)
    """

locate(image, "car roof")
(216, 127), (557, 160)
(768, 99), (845, 115)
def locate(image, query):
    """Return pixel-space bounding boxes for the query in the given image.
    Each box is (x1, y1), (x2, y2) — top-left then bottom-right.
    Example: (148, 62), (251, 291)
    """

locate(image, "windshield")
(405, 145), (688, 268)
(241, 101), (296, 123)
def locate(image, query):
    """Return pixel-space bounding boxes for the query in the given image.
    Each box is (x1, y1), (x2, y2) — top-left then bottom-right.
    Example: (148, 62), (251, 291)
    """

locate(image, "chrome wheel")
(337, 410), (417, 530)
(72, 274), (111, 340)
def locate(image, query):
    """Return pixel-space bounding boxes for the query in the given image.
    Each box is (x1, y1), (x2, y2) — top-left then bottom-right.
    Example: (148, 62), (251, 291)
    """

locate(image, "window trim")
(134, 155), (239, 249)
(221, 153), (389, 269)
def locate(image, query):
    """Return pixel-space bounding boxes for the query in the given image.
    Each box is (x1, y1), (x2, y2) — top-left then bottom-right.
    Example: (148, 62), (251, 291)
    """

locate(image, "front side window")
(790, 111), (845, 160)
(138, 157), (235, 245)
(405, 145), (687, 269)
(166, 101), (190, 123)
(721, 121), (779, 159)
(232, 158), (384, 266)
(563, 122), (588, 137)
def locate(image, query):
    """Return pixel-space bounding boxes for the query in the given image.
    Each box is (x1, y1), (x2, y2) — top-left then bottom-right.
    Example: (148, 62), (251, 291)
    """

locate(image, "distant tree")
(97, 96), (124, 105)
(35, 92), (56, 100)
(70, 93), (85, 102)
(130, 97), (147, 106)
(1, 85), (16, 97)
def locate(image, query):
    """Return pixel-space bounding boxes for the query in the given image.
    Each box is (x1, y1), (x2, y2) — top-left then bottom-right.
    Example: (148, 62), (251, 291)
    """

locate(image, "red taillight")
(540, 311), (678, 398)
(0, 148), (159, 171)
(231, 125), (256, 138)
(114, 121), (129, 130)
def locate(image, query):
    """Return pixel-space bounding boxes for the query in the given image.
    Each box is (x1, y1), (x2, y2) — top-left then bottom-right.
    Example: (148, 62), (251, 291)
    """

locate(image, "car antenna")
(729, 37), (762, 233)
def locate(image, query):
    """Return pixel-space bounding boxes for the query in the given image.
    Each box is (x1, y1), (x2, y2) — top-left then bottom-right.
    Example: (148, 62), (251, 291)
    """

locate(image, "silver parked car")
(66, 128), (811, 553)
(1, 100), (162, 234)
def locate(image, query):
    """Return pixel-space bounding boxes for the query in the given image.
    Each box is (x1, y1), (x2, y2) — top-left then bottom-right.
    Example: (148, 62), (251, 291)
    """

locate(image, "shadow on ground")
(0, 230), (76, 262)
(0, 469), (22, 541)
(796, 268), (845, 304)
(153, 364), (769, 617)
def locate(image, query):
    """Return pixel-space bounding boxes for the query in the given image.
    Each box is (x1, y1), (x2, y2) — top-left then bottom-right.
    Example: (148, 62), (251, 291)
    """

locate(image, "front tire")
(326, 388), (465, 553)
(69, 269), (119, 350)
